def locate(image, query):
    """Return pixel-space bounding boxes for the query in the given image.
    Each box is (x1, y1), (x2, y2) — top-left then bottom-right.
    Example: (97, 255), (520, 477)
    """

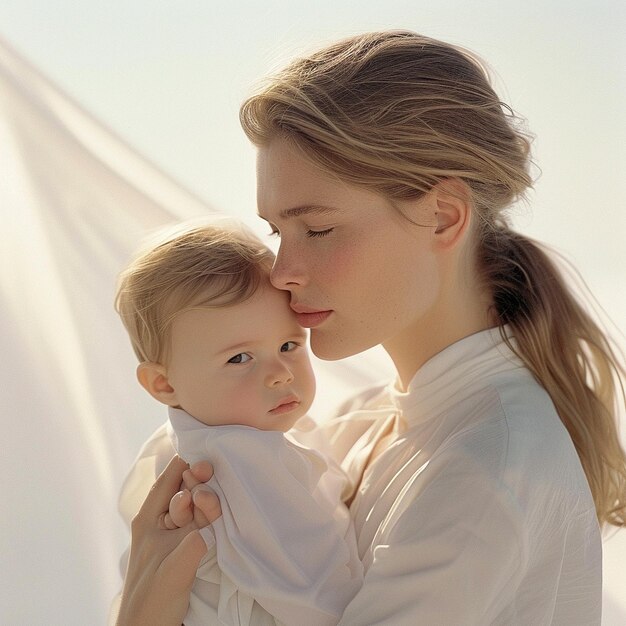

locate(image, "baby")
(114, 222), (362, 626)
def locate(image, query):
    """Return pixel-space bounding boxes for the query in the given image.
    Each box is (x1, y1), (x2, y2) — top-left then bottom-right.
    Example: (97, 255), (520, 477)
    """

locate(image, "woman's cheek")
(319, 241), (360, 282)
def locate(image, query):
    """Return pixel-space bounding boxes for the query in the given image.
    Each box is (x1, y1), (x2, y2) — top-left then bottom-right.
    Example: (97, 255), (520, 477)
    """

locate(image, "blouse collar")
(386, 326), (523, 426)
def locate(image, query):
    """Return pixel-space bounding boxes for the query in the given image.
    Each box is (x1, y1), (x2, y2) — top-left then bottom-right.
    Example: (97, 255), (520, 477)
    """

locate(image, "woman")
(116, 31), (626, 625)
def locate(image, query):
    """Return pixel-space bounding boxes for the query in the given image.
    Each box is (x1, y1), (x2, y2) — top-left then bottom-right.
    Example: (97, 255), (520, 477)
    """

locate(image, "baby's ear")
(136, 362), (178, 406)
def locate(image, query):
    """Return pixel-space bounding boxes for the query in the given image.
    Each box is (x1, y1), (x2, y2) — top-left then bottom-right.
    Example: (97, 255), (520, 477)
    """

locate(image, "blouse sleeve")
(201, 427), (363, 626)
(338, 450), (526, 625)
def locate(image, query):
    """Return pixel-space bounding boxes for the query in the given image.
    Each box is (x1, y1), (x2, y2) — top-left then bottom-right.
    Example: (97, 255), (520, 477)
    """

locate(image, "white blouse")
(302, 327), (602, 625)
(113, 327), (602, 625)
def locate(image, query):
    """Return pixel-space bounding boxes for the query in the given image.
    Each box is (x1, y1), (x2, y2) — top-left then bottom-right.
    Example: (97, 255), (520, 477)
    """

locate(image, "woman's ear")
(136, 362), (179, 406)
(432, 178), (472, 248)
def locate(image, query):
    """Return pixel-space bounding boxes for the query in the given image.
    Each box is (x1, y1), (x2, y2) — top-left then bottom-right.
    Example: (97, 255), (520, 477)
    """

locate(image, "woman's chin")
(309, 330), (375, 361)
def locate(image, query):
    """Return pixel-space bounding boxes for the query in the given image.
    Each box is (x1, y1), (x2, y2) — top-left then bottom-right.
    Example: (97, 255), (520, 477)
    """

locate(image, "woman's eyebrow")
(258, 205), (340, 221)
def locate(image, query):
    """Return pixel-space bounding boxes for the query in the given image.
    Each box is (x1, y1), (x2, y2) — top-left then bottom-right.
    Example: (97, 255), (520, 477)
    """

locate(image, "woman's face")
(256, 137), (443, 364)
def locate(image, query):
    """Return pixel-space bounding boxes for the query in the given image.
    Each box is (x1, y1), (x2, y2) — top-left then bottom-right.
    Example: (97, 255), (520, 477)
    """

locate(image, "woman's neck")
(384, 273), (493, 392)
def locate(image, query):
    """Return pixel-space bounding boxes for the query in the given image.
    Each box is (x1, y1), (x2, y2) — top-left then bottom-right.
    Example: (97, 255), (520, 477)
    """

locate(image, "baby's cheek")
(234, 390), (268, 427)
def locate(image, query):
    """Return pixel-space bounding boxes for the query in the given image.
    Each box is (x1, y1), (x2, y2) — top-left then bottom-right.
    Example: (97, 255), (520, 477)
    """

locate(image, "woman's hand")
(165, 461), (216, 529)
(116, 456), (221, 626)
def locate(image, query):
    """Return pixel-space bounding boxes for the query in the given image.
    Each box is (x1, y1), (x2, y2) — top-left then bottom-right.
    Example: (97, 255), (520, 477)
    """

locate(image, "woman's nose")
(270, 244), (307, 290)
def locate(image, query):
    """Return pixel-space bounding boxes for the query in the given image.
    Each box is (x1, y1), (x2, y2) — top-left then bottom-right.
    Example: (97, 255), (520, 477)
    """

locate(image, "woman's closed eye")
(306, 227), (334, 238)
(227, 352), (252, 364)
(267, 226), (334, 238)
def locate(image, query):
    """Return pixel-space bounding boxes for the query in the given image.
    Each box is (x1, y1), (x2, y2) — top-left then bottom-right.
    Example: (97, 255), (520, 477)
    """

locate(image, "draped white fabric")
(0, 36), (624, 625)
(0, 35), (220, 624)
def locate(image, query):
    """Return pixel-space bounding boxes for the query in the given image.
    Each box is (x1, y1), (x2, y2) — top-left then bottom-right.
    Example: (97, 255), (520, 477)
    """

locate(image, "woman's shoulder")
(487, 369), (579, 457)
(443, 369), (595, 510)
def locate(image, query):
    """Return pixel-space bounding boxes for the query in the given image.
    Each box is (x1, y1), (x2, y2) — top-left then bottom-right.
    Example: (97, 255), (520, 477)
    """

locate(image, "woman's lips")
(291, 308), (332, 328)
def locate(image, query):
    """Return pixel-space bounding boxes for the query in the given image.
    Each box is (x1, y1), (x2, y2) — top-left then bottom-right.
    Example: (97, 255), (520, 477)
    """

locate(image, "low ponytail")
(479, 223), (626, 528)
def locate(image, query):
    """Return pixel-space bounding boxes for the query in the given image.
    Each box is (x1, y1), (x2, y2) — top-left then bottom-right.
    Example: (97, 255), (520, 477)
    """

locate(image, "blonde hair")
(115, 223), (275, 364)
(240, 30), (626, 527)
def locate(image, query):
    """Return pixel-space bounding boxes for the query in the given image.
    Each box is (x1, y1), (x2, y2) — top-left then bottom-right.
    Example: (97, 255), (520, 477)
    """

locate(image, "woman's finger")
(162, 512), (177, 530)
(190, 460), (214, 483)
(162, 529), (208, 597)
(168, 489), (194, 527)
(183, 462), (221, 526)
(193, 489), (222, 524)
(182, 468), (204, 492)
(137, 455), (189, 520)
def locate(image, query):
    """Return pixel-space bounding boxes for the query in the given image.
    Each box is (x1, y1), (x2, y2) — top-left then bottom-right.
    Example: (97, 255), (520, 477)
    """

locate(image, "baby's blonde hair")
(115, 222), (275, 364)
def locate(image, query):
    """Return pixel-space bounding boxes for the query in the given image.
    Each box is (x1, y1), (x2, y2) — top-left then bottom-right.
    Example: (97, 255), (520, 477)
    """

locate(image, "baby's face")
(165, 282), (316, 431)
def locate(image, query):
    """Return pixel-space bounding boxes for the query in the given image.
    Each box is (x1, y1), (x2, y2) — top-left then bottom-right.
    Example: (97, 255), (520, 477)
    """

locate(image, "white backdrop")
(0, 3), (625, 624)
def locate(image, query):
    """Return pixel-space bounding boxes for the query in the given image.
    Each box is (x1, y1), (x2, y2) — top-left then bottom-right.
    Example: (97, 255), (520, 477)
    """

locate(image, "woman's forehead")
(256, 139), (383, 221)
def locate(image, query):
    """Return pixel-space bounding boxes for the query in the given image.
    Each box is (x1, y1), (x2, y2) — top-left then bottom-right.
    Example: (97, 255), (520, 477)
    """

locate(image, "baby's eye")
(227, 353), (252, 364)
(280, 341), (298, 352)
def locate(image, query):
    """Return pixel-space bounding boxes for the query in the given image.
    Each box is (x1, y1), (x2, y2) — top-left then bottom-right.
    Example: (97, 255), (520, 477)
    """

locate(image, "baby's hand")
(163, 461), (219, 529)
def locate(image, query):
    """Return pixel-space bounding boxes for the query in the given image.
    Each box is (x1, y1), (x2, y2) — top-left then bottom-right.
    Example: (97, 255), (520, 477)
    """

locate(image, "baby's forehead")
(172, 283), (295, 330)
(174, 269), (273, 309)
(169, 292), (304, 353)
